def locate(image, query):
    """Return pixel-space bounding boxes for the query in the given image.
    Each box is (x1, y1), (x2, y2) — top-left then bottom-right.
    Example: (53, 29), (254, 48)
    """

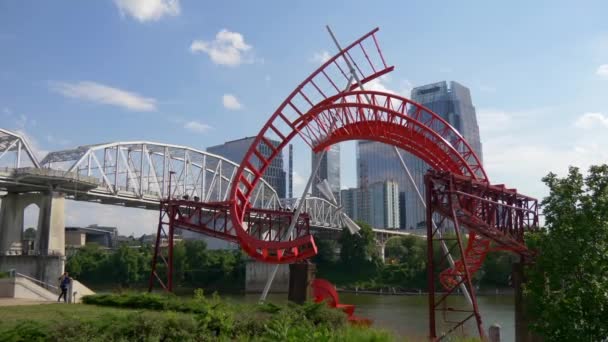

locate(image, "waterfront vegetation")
(315, 222), (515, 292)
(0, 292), (396, 341)
(66, 223), (515, 294)
(66, 240), (245, 292)
(523, 165), (608, 341)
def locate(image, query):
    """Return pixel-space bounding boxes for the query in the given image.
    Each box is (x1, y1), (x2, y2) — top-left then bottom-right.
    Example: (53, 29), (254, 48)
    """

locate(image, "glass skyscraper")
(356, 81), (483, 229)
(207, 137), (287, 198)
(311, 145), (340, 200)
(341, 180), (399, 229)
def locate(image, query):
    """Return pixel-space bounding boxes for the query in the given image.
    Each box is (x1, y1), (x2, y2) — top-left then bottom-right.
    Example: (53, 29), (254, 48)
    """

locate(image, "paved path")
(0, 298), (54, 306)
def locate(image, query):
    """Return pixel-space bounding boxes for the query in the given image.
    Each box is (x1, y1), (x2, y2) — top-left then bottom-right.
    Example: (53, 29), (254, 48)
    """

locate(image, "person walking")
(57, 272), (71, 303)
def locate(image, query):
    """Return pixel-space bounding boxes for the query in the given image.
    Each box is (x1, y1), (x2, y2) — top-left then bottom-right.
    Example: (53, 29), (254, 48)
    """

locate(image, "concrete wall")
(245, 260), (289, 293)
(71, 279), (95, 303)
(66, 232), (85, 247)
(0, 191), (65, 255)
(0, 277), (57, 301)
(0, 255), (65, 287)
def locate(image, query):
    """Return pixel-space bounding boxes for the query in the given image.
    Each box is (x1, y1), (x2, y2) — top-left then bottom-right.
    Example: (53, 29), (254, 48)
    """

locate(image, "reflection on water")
(226, 293), (514, 341)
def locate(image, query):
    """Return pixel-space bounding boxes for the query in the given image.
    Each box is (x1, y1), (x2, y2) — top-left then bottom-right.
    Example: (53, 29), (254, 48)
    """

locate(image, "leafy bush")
(0, 291), (393, 341)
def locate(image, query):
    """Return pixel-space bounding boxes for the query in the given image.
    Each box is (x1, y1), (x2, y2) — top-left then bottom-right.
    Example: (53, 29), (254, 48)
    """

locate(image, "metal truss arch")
(40, 141), (280, 209)
(0, 128), (40, 169)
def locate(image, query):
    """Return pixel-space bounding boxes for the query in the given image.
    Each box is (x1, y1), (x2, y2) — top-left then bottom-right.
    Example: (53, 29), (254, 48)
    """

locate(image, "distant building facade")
(369, 181), (400, 229)
(340, 181), (399, 229)
(340, 187), (367, 223)
(207, 137), (287, 198)
(311, 145), (340, 200)
(356, 81), (483, 229)
(65, 224), (118, 248)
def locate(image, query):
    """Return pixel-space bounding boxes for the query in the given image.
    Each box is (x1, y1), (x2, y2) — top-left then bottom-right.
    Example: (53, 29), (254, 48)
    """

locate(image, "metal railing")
(8, 269), (59, 292)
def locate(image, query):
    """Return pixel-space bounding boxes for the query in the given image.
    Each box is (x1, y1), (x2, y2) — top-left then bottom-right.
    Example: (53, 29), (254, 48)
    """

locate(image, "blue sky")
(2, 1), (608, 235)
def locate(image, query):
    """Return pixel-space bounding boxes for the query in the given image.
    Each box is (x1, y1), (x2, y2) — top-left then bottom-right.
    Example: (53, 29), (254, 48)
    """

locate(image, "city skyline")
(2, 1), (608, 235)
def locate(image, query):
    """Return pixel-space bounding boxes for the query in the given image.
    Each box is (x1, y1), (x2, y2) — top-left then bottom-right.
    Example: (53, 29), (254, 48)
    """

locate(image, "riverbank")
(0, 292), (397, 341)
(337, 287), (515, 296)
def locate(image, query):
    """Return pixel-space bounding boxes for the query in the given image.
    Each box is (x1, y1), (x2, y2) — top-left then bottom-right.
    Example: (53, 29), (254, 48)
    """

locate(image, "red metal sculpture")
(148, 27), (538, 340)
(311, 278), (371, 325)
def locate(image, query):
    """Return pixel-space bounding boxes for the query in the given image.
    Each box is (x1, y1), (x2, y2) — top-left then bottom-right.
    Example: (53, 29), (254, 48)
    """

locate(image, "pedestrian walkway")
(0, 298), (53, 306)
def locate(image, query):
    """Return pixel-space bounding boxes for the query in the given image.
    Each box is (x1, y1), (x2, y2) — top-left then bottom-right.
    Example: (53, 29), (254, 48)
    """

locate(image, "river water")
(227, 293), (515, 341)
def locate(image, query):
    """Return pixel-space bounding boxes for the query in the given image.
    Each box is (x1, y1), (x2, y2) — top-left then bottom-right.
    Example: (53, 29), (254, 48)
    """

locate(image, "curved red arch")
(229, 89), (488, 264)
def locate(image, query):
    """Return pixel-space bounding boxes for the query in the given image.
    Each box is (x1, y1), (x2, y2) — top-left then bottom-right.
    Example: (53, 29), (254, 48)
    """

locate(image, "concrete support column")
(245, 260), (289, 293)
(0, 193), (25, 253)
(0, 191), (65, 287)
(288, 262), (316, 304)
(36, 192), (65, 256)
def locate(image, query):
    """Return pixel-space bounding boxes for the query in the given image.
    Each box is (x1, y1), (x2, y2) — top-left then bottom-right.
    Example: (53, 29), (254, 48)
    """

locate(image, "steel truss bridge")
(0, 129), (412, 236)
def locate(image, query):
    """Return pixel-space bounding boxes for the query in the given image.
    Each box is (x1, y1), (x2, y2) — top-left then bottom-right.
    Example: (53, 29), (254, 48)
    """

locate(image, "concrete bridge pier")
(0, 191), (66, 286)
(245, 260), (289, 293)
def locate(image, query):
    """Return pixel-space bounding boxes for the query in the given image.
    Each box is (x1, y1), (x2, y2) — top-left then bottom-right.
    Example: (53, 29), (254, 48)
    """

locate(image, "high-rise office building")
(340, 187), (366, 223)
(311, 145), (340, 200)
(340, 181), (399, 229)
(369, 181), (400, 229)
(356, 81), (483, 229)
(207, 137), (287, 198)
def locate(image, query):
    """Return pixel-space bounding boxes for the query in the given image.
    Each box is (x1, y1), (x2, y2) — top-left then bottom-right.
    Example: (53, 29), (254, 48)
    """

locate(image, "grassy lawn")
(0, 292), (409, 342)
(0, 303), (178, 327)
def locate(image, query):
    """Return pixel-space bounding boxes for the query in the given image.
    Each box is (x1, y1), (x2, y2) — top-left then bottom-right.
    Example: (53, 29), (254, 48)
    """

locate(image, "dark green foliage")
(0, 292), (396, 341)
(339, 221), (378, 267)
(66, 240), (245, 290)
(313, 237), (337, 264)
(479, 251), (516, 287)
(23, 227), (36, 241)
(0, 321), (49, 342)
(317, 226), (514, 291)
(524, 165), (608, 340)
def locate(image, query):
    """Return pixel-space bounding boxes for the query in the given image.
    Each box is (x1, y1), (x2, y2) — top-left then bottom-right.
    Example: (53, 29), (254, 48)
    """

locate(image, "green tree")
(23, 227), (36, 240)
(338, 221), (377, 266)
(111, 244), (144, 286)
(382, 236), (427, 288)
(525, 165), (608, 340)
(312, 238), (337, 265)
(479, 250), (515, 287)
(66, 243), (110, 283)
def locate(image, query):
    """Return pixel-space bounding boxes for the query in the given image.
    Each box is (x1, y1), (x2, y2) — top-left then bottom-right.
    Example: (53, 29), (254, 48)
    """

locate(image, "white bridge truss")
(0, 129), (40, 169)
(1, 128), (410, 236)
(39, 141), (280, 210)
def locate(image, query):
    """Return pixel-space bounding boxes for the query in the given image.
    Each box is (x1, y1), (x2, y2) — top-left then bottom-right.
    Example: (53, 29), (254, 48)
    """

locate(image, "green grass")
(0, 303), (181, 327)
(0, 292), (398, 341)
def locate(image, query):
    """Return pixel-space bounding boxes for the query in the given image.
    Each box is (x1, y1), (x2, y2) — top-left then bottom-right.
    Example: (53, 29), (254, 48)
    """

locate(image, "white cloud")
(184, 121), (212, 133)
(46, 134), (70, 146)
(222, 94), (242, 110)
(49, 81), (157, 112)
(596, 64), (608, 79)
(365, 76), (395, 94)
(477, 108), (550, 134)
(190, 29), (253, 67)
(574, 112), (608, 129)
(114, 0), (180, 22)
(310, 50), (331, 65)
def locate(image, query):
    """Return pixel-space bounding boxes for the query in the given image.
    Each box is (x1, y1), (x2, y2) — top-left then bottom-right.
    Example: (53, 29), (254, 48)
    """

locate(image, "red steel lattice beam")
(425, 170), (538, 340)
